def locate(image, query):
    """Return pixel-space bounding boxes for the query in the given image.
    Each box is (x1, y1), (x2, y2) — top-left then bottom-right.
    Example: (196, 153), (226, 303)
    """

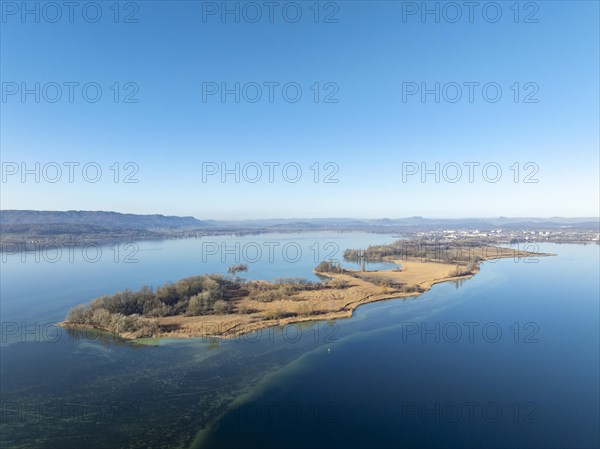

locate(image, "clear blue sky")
(1, 1), (598, 219)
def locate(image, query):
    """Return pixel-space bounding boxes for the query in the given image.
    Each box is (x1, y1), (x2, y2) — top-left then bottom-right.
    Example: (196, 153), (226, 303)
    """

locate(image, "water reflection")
(449, 278), (466, 289)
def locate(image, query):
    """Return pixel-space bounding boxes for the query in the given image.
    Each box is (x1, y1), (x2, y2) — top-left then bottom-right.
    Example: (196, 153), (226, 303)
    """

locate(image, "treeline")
(0, 224), (182, 249)
(242, 276), (342, 303)
(65, 274), (241, 337)
(452, 263), (477, 277)
(343, 240), (486, 264)
(64, 272), (347, 337)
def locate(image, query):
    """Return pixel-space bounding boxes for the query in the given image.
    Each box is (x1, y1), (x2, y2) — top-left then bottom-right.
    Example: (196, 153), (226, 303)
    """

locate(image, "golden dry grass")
(142, 260), (477, 339)
(61, 246), (552, 340)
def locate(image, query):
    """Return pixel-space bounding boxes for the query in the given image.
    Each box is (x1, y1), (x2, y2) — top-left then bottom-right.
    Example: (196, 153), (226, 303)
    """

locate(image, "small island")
(60, 241), (554, 340)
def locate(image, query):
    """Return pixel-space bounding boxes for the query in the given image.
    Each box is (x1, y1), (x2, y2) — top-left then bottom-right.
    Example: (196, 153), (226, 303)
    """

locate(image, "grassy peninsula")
(60, 241), (554, 340)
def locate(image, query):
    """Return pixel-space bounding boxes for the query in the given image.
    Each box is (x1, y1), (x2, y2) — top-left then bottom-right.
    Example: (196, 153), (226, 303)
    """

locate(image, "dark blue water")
(198, 243), (600, 449)
(1, 238), (598, 449)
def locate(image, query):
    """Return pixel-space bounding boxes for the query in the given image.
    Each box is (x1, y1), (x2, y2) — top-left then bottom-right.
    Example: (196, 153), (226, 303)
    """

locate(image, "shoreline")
(59, 248), (555, 341)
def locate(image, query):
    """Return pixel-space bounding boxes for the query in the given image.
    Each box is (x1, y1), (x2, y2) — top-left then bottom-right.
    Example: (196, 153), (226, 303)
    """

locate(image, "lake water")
(1, 234), (598, 448)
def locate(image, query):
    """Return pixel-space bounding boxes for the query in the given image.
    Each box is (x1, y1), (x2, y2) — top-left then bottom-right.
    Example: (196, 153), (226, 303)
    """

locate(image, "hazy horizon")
(2, 208), (599, 221)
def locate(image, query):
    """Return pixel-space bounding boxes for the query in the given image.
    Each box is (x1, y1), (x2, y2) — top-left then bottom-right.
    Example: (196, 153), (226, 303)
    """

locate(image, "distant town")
(410, 228), (599, 244)
(0, 210), (598, 250)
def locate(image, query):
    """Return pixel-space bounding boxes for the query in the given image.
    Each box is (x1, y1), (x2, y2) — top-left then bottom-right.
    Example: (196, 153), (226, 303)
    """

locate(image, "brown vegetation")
(61, 242), (552, 340)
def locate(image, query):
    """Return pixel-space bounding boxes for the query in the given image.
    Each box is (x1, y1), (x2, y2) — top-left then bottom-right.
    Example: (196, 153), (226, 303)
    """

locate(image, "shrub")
(187, 292), (212, 316)
(132, 320), (159, 338)
(92, 308), (111, 328)
(228, 263), (248, 274)
(156, 283), (180, 306)
(252, 291), (279, 302)
(66, 305), (88, 323)
(295, 303), (314, 317)
(315, 261), (343, 273)
(147, 303), (174, 317)
(264, 308), (291, 320)
(237, 304), (251, 314)
(453, 263), (476, 277)
(330, 279), (350, 289)
(213, 300), (230, 315)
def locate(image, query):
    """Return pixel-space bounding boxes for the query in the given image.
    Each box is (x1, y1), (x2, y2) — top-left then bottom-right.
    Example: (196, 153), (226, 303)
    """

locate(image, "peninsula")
(60, 241), (554, 340)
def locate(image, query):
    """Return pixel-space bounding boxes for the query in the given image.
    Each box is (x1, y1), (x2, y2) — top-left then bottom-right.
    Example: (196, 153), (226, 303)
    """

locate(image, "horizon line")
(1, 209), (599, 221)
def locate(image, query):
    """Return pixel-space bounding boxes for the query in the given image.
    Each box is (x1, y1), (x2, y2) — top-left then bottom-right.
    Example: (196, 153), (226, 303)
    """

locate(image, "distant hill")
(0, 210), (209, 230)
(2, 210), (597, 231)
(210, 216), (599, 229)
(1, 210), (597, 249)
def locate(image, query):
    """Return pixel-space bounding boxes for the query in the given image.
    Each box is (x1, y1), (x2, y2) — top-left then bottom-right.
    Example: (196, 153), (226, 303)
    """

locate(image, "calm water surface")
(1, 235), (598, 449)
